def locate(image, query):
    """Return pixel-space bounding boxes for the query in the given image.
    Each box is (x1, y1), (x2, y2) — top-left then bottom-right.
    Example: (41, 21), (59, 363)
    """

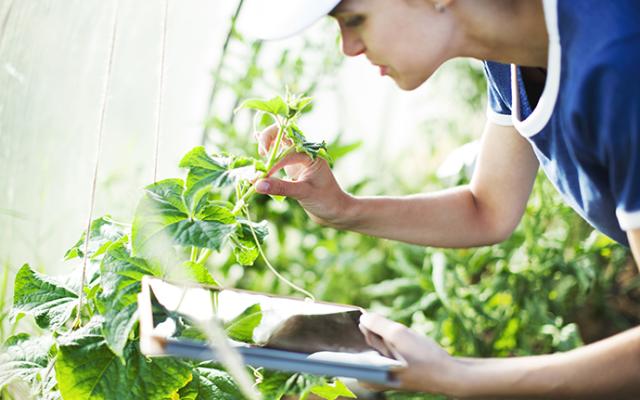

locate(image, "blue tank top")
(483, 0), (640, 245)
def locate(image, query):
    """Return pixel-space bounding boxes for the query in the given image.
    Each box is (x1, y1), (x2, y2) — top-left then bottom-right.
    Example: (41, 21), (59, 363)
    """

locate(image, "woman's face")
(330, 0), (456, 90)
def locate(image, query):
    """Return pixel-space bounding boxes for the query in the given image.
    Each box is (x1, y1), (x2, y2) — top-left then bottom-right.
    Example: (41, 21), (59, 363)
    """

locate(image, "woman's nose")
(340, 32), (365, 57)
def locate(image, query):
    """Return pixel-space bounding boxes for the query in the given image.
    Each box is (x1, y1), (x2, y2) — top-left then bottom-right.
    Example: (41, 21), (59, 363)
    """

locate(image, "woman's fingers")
(257, 125), (276, 156)
(359, 323), (393, 358)
(257, 124), (293, 157)
(267, 152), (314, 179)
(359, 312), (411, 345)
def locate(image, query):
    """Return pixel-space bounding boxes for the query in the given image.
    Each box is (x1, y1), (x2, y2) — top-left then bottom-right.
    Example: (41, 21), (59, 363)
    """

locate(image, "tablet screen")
(146, 278), (375, 354)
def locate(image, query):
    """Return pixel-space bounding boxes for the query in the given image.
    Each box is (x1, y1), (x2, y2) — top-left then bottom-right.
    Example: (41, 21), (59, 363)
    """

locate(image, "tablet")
(137, 276), (406, 385)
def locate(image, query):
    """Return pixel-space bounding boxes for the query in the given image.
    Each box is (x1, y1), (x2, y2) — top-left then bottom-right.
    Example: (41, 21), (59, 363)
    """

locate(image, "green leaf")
(170, 218), (238, 251)
(288, 96), (313, 116)
(179, 147), (260, 211)
(232, 219), (268, 266)
(56, 332), (192, 400)
(236, 218), (269, 244)
(238, 96), (289, 117)
(232, 239), (259, 266)
(257, 371), (291, 400)
(224, 303), (262, 343)
(285, 124), (333, 164)
(99, 242), (162, 357)
(64, 216), (126, 261)
(178, 363), (245, 400)
(0, 333), (55, 393)
(12, 264), (78, 330)
(180, 261), (219, 285)
(132, 179), (237, 256)
(431, 252), (450, 308)
(309, 379), (356, 400)
(195, 202), (236, 224)
(326, 138), (362, 161)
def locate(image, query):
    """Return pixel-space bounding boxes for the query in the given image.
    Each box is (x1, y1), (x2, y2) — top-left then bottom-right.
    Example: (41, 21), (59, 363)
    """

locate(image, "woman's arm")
(256, 122), (539, 247)
(452, 325), (640, 399)
(339, 122), (539, 247)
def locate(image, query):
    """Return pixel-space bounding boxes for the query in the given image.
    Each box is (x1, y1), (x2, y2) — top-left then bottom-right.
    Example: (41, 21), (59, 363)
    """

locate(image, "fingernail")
(359, 312), (371, 325)
(256, 180), (270, 192)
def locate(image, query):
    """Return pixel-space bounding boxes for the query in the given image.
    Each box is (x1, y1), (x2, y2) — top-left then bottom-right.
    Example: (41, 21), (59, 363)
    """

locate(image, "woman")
(240, 0), (640, 397)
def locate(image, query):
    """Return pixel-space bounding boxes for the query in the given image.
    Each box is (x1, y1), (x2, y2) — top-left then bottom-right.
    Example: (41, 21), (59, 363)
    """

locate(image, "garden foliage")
(0, 94), (356, 400)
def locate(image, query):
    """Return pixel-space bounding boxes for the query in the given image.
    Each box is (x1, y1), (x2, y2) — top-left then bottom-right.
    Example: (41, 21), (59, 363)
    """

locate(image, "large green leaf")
(0, 333), (55, 395)
(64, 216), (126, 261)
(12, 264), (78, 330)
(177, 363), (245, 400)
(132, 179), (237, 256)
(179, 147), (262, 211)
(99, 242), (162, 357)
(55, 329), (192, 400)
(224, 303), (262, 343)
(168, 217), (237, 251)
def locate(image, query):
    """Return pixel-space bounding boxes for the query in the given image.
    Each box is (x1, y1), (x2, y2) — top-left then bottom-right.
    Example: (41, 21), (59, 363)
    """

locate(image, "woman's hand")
(359, 312), (459, 395)
(254, 125), (356, 228)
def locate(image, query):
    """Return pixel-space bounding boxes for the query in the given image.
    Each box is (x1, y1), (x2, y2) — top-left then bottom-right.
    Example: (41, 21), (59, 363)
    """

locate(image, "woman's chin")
(392, 76), (425, 91)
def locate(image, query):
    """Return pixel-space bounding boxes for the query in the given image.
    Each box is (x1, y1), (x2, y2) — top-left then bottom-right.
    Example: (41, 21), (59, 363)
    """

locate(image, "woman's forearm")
(446, 326), (640, 399)
(337, 185), (512, 248)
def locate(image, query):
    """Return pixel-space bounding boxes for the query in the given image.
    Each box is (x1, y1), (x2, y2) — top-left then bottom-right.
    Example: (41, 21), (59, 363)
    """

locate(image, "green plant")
(0, 94), (356, 400)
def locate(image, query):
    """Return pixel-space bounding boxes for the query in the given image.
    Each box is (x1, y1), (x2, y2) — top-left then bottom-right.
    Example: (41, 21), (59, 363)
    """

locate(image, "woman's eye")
(344, 15), (365, 28)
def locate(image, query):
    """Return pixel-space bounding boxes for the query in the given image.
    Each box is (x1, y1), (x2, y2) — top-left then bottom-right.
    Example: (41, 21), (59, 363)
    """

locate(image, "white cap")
(238, 0), (342, 40)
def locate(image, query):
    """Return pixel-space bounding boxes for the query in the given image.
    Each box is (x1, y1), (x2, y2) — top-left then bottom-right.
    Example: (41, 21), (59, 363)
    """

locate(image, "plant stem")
(232, 186), (258, 215)
(243, 208), (315, 301)
(212, 291), (219, 313)
(197, 249), (213, 264)
(190, 247), (199, 263)
(265, 120), (287, 169)
(231, 135), (296, 216)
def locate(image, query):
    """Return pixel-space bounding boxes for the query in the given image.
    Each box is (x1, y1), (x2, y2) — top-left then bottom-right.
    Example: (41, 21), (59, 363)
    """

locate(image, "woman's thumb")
(255, 178), (306, 199)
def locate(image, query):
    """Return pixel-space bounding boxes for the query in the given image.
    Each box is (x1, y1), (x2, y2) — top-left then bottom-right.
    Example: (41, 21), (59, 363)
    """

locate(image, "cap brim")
(238, 0), (341, 40)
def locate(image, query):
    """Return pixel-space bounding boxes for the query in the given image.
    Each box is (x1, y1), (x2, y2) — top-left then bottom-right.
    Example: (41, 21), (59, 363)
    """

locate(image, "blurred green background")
(1, 1), (638, 399)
